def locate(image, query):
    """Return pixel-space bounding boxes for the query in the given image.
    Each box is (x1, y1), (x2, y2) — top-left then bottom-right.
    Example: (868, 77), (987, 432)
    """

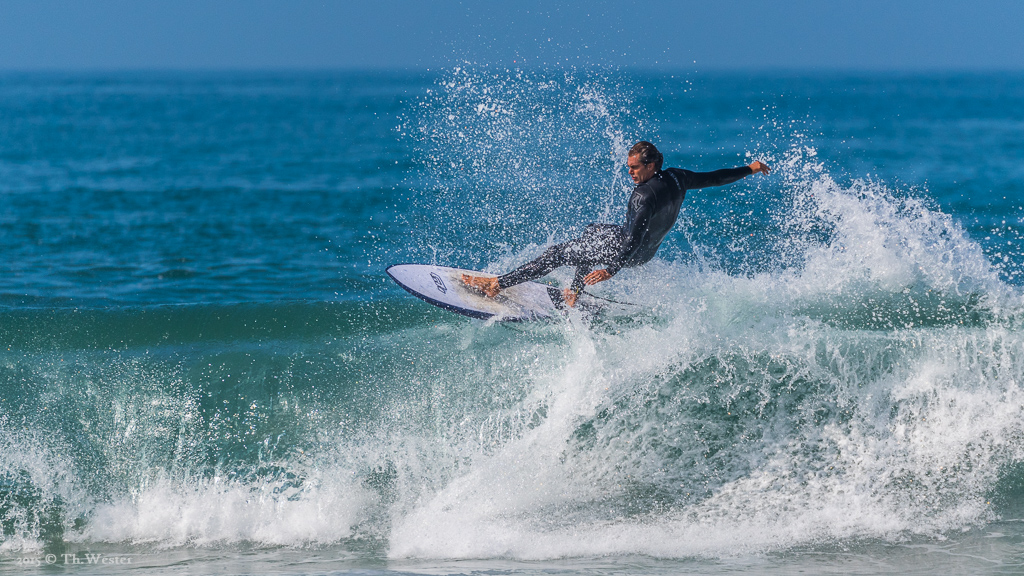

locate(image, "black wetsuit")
(498, 166), (753, 293)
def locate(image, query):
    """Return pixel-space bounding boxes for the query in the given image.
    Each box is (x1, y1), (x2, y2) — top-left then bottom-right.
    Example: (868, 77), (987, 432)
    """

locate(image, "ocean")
(1, 68), (1023, 574)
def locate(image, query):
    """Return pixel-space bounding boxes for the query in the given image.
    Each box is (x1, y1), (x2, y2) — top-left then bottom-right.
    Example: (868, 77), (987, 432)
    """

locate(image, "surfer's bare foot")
(562, 288), (577, 308)
(462, 274), (500, 298)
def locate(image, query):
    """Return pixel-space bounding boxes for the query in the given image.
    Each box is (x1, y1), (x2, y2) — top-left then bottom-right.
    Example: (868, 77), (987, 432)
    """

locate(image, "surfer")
(463, 141), (771, 306)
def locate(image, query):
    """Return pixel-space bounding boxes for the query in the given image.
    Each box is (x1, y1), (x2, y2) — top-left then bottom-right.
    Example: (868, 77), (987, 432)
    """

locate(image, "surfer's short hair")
(629, 141), (663, 170)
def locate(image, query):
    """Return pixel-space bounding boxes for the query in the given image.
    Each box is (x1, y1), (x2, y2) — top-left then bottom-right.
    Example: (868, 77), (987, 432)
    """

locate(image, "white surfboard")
(386, 264), (599, 321)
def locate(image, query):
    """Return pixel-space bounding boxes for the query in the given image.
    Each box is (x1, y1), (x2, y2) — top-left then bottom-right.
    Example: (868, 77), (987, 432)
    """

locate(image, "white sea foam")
(0, 425), (86, 553)
(383, 144), (1024, 559)
(80, 469), (372, 547)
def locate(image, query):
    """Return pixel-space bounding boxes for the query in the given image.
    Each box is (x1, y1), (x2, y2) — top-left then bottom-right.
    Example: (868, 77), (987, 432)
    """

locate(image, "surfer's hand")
(562, 288), (577, 307)
(584, 269), (612, 285)
(748, 160), (771, 175)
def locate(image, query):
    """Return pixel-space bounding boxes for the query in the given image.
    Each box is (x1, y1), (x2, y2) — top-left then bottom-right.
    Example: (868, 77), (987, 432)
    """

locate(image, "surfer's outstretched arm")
(679, 161), (770, 190)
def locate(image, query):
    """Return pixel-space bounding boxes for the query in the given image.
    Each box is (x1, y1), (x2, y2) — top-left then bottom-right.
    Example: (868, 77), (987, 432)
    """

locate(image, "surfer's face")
(627, 154), (657, 184)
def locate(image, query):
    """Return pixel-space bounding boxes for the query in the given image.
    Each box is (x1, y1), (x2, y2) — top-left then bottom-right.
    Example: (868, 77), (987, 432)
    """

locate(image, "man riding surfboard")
(464, 141), (771, 306)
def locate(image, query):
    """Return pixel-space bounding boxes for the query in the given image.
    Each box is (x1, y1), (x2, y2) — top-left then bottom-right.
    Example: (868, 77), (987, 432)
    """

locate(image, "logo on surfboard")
(430, 272), (447, 294)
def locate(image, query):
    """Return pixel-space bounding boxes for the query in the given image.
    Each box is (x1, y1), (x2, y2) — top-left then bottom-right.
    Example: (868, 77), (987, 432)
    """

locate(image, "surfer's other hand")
(562, 288), (577, 307)
(748, 160), (771, 175)
(584, 269), (612, 285)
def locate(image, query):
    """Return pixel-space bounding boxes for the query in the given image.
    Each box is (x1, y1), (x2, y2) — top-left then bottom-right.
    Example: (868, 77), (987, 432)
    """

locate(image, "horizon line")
(0, 64), (1022, 75)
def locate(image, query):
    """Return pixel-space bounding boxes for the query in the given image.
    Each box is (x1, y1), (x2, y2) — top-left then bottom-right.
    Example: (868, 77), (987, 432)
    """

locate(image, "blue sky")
(1, 0), (1022, 71)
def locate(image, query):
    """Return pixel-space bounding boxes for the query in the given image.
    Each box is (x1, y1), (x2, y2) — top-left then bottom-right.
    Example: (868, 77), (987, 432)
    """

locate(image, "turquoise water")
(2, 69), (1024, 574)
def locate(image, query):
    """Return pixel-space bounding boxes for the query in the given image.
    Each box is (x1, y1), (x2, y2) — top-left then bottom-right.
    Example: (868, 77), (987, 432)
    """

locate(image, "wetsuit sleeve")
(679, 166), (752, 189)
(570, 267), (591, 294)
(610, 189), (656, 274)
